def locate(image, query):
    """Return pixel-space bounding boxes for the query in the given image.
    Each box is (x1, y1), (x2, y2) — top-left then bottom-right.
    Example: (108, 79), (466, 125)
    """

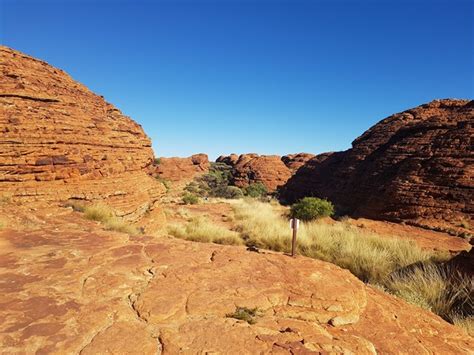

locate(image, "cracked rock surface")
(0, 204), (472, 354)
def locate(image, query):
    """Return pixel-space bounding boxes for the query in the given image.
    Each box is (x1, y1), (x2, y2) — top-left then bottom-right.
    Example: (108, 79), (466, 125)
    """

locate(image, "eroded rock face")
(0, 46), (163, 219)
(281, 99), (474, 230)
(216, 154), (292, 192)
(154, 154), (210, 182)
(0, 204), (472, 354)
(281, 153), (315, 172)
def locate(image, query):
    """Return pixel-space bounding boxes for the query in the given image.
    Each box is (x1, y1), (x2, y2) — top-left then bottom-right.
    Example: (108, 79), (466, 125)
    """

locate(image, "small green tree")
(243, 183), (267, 198)
(290, 197), (334, 221)
(182, 193), (199, 205)
(217, 186), (244, 199)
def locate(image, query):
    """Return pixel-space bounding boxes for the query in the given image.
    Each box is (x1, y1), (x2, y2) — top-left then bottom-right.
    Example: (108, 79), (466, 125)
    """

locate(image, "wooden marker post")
(290, 218), (300, 257)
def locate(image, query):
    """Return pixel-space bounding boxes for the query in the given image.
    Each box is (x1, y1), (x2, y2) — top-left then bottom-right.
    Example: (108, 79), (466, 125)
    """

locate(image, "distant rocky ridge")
(0, 46), (164, 220)
(154, 154), (210, 182)
(280, 99), (474, 231)
(216, 153), (315, 191)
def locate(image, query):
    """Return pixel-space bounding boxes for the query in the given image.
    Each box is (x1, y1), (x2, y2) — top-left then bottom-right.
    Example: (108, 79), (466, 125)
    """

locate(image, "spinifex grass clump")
(182, 193), (199, 205)
(384, 263), (473, 324)
(168, 216), (243, 246)
(232, 199), (433, 283)
(226, 307), (260, 324)
(78, 203), (139, 235)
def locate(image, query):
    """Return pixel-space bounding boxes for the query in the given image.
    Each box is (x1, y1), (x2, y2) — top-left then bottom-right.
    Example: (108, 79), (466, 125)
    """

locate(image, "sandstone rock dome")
(0, 46), (163, 219)
(154, 154), (210, 182)
(281, 99), (474, 230)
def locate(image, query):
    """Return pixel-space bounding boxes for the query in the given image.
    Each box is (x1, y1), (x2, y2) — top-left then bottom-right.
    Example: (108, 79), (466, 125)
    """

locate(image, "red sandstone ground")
(0, 201), (473, 354)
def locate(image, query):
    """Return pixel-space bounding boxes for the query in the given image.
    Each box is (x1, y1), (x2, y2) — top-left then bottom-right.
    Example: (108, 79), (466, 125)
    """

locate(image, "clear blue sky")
(1, 0), (472, 159)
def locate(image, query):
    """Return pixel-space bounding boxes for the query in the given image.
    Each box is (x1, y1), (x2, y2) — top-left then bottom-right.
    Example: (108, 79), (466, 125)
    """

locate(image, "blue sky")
(1, 0), (472, 159)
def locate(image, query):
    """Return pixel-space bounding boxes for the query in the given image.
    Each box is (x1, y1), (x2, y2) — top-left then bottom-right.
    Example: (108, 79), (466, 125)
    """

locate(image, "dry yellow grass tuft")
(453, 316), (474, 337)
(385, 263), (473, 324)
(233, 199), (434, 283)
(82, 204), (140, 235)
(168, 216), (243, 246)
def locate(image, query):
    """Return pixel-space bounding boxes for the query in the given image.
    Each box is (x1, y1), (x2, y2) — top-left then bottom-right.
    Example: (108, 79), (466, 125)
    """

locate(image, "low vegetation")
(66, 201), (139, 235)
(168, 216), (242, 245)
(290, 197), (334, 221)
(167, 198), (472, 328)
(182, 193), (199, 205)
(384, 263), (473, 325)
(156, 176), (171, 192)
(233, 199), (434, 283)
(0, 219), (5, 230)
(242, 183), (267, 198)
(226, 307), (260, 324)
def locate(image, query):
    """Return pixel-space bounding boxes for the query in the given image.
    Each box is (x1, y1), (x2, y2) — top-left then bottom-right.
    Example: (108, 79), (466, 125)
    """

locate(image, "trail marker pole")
(290, 218), (300, 257)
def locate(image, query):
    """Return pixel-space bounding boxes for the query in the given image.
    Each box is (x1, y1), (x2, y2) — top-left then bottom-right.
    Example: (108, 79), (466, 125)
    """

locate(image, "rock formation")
(154, 154), (209, 182)
(280, 99), (474, 231)
(217, 154), (292, 192)
(281, 153), (315, 172)
(0, 46), (164, 220)
(215, 153), (315, 192)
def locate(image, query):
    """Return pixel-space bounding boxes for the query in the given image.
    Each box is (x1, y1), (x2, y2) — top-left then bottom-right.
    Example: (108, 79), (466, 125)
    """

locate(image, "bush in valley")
(182, 193), (199, 205)
(216, 186), (244, 199)
(154, 157), (161, 165)
(185, 162), (242, 199)
(242, 182), (267, 198)
(290, 197), (334, 221)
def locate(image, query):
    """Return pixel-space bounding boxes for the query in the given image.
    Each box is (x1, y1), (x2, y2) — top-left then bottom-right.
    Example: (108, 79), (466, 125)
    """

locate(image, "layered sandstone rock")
(0, 46), (163, 219)
(217, 154), (292, 192)
(281, 153), (315, 172)
(0, 204), (472, 354)
(154, 154), (209, 182)
(281, 99), (474, 231)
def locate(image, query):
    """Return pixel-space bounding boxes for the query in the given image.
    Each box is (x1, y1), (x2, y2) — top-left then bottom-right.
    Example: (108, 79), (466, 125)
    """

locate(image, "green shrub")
(187, 162), (239, 199)
(154, 158), (161, 165)
(226, 307), (260, 324)
(243, 183), (267, 198)
(182, 193), (199, 205)
(217, 186), (244, 199)
(290, 197), (334, 221)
